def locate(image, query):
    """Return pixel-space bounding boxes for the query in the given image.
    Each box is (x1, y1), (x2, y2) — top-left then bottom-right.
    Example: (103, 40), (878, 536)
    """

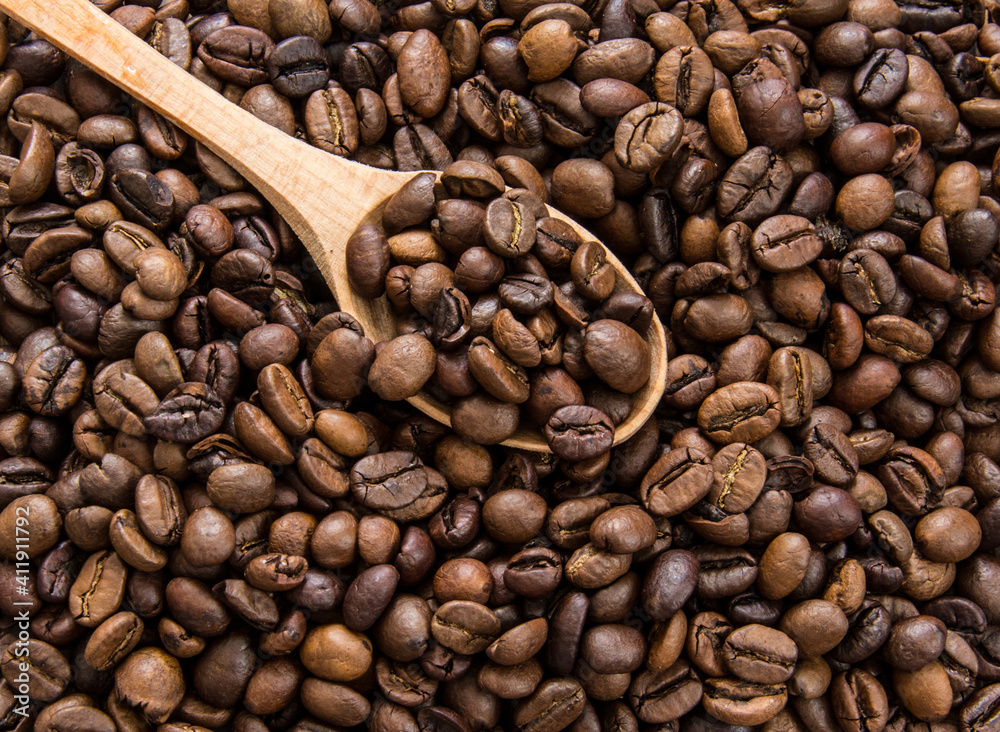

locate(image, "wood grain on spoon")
(3, 0), (667, 451)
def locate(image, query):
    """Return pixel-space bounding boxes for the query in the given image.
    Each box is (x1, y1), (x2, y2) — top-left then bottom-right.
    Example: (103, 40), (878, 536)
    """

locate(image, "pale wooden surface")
(4, 0), (667, 451)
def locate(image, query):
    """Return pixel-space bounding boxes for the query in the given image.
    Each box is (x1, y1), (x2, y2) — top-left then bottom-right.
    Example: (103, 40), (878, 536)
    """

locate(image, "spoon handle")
(1, 0), (407, 260)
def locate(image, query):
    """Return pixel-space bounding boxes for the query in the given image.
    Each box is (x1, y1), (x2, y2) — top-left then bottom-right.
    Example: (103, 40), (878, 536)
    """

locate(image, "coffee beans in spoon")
(347, 165), (653, 455)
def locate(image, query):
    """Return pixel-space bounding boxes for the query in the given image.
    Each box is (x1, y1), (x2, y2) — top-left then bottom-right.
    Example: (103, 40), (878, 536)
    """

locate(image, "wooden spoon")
(4, 0), (667, 451)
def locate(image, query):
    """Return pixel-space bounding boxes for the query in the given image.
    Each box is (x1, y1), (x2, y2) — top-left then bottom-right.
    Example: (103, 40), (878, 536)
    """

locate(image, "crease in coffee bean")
(715, 445), (752, 509)
(707, 403), (772, 431)
(433, 619), (495, 641)
(75, 552), (108, 623)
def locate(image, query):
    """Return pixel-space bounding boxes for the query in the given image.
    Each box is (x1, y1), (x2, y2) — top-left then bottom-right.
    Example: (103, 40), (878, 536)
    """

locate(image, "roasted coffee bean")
(350, 451), (429, 511)
(684, 294), (753, 343)
(544, 405), (614, 461)
(431, 600), (501, 654)
(757, 532), (810, 600)
(369, 334), (437, 400)
(214, 578), (279, 630)
(198, 26), (274, 86)
(36, 541), (82, 604)
(21, 345), (86, 417)
(698, 382), (781, 445)
(487, 618), (548, 667)
(701, 676), (788, 726)
(1, 638), (71, 703)
(831, 669), (889, 732)
(343, 565), (399, 631)
(109, 508), (168, 571)
(206, 463), (275, 513)
(144, 382), (225, 443)
(68, 550), (128, 628)
(258, 363), (314, 436)
(114, 647), (185, 722)
(615, 102), (684, 173)
(108, 168), (174, 232)
(468, 336), (531, 403)
(24, 226), (93, 285)
(311, 326), (375, 400)
(84, 611), (144, 671)
(828, 597), (891, 663)
(513, 677), (586, 731)
(855, 49), (908, 109)
(642, 550), (699, 622)
(182, 506), (236, 568)
(245, 552), (308, 591)
(708, 443), (766, 513)
(583, 320), (650, 394)
(885, 614), (947, 671)
(722, 624), (797, 683)
(738, 77), (804, 153)
(751, 216), (823, 272)
(915, 507), (981, 562)
(696, 546), (759, 600)
(346, 225), (391, 300)
(267, 36), (330, 98)
(590, 505), (656, 554)
(483, 198), (536, 258)
(300, 623), (372, 681)
(640, 448), (713, 517)
(780, 599), (849, 656)
(503, 547), (562, 599)
(629, 661), (703, 723)
(879, 445), (947, 516)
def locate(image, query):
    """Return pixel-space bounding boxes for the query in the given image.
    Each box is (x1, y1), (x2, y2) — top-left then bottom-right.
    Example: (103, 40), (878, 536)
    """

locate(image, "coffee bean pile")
(2, 0), (1000, 730)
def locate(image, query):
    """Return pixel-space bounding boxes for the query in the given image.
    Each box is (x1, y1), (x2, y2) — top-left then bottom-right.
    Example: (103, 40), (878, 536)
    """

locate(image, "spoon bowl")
(4, 0), (667, 451)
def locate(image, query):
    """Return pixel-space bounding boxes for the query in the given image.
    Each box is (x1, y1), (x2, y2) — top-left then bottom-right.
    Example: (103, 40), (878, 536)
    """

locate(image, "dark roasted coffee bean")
(214, 578), (279, 630)
(498, 273), (553, 316)
(431, 600), (500, 654)
(544, 405), (614, 461)
(350, 451), (428, 511)
(344, 565), (399, 631)
(108, 168), (174, 232)
(198, 26), (274, 86)
(855, 49), (908, 109)
(144, 382), (225, 443)
(840, 249), (896, 316)
(584, 319), (650, 394)
(642, 549), (699, 622)
(267, 35), (330, 98)
(504, 547), (563, 598)
(695, 545), (759, 600)
(1, 638), (71, 703)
